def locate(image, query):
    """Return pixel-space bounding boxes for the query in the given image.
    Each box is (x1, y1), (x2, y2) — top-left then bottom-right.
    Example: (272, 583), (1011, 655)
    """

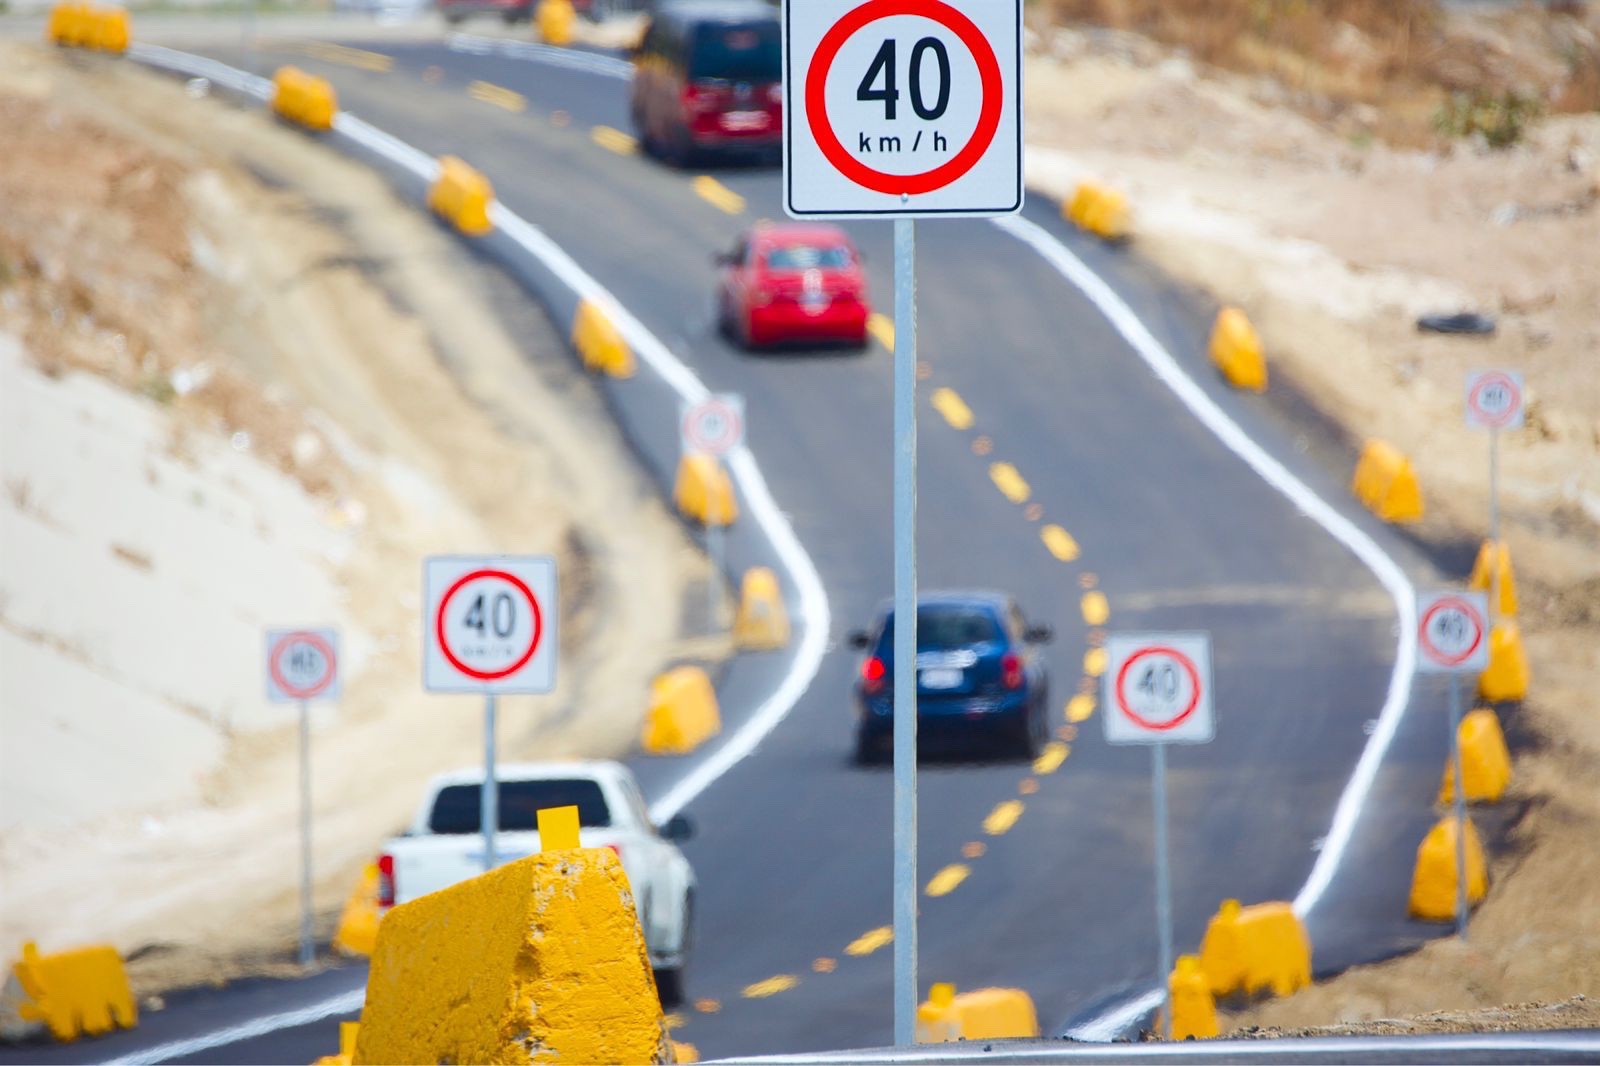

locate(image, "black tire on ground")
(853, 730), (884, 766)
(1016, 703), (1047, 759)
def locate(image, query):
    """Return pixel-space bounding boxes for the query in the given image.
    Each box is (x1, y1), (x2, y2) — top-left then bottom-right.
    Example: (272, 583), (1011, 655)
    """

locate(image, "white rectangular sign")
(783, 0), (1022, 218)
(265, 627), (341, 703)
(1416, 590), (1490, 674)
(424, 555), (558, 693)
(1464, 369), (1525, 430)
(1103, 632), (1214, 745)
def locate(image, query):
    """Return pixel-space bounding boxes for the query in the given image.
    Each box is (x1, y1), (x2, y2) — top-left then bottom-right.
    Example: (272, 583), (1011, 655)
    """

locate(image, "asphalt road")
(1, 23), (1479, 1065)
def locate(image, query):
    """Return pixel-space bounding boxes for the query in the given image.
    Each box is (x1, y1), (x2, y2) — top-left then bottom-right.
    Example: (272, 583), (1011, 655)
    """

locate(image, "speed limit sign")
(1103, 633), (1214, 745)
(784, 0), (1022, 217)
(1416, 590), (1490, 674)
(265, 628), (340, 702)
(424, 555), (557, 693)
(1465, 369), (1525, 430)
(681, 394), (745, 457)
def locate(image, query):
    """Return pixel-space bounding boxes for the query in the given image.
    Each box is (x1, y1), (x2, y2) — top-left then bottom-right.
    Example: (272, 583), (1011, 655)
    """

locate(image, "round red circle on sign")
(270, 630), (338, 700)
(805, 0), (1003, 196)
(684, 398), (743, 455)
(1113, 646), (1202, 732)
(1467, 371), (1521, 428)
(1418, 595), (1486, 668)
(435, 569), (544, 681)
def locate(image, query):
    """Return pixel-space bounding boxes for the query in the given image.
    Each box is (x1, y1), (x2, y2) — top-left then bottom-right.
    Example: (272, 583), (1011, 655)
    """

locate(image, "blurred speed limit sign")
(1416, 590), (1489, 674)
(784, 0), (1022, 217)
(265, 628), (340, 702)
(1104, 633), (1214, 745)
(424, 555), (557, 693)
(681, 394), (745, 456)
(1465, 369), (1525, 430)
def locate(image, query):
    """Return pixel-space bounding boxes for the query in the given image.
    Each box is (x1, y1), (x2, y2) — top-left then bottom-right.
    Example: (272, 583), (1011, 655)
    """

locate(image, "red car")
(715, 223), (871, 350)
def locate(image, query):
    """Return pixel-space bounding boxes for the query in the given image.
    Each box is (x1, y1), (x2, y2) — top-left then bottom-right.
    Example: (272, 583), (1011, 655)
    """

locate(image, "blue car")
(849, 591), (1053, 764)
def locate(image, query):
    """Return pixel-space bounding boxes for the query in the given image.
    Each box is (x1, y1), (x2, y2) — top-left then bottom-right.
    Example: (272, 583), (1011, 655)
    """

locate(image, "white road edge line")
(992, 215), (1420, 1040)
(103, 987), (365, 1066)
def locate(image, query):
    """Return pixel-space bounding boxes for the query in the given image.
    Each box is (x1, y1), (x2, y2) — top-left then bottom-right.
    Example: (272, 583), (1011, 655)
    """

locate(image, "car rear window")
(765, 244), (854, 270)
(876, 606), (1002, 653)
(428, 779), (611, 834)
(689, 20), (781, 81)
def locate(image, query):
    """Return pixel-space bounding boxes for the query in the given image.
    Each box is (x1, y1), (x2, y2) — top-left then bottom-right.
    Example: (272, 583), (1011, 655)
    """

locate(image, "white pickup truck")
(377, 760), (696, 1001)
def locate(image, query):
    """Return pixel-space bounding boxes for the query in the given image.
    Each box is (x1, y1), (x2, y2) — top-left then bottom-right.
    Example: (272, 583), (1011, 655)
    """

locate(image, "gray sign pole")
(1448, 671), (1468, 939)
(298, 699), (314, 967)
(707, 522), (723, 632)
(1488, 427), (1501, 624)
(483, 693), (499, 872)
(1151, 740), (1173, 1036)
(892, 216), (919, 1046)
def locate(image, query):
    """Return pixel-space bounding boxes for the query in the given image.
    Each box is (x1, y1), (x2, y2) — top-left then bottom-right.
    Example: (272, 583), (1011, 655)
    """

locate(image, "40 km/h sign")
(265, 628), (340, 702)
(681, 393), (746, 457)
(1465, 369), (1525, 430)
(424, 556), (558, 693)
(1104, 633), (1214, 745)
(1416, 590), (1490, 674)
(784, 0), (1022, 217)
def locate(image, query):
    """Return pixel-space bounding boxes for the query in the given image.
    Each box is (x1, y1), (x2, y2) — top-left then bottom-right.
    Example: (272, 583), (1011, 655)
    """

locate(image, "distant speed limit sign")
(1465, 369), (1525, 430)
(424, 555), (557, 693)
(681, 394), (745, 457)
(784, 0), (1022, 217)
(1104, 633), (1214, 745)
(1416, 590), (1489, 674)
(265, 628), (340, 702)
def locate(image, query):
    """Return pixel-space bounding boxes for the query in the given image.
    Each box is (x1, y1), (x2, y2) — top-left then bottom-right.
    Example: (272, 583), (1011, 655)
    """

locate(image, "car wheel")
(853, 729), (883, 766)
(1016, 704), (1047, 760)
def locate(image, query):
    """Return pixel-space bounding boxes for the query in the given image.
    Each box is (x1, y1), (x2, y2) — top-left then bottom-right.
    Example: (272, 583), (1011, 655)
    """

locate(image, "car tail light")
(682, 84), (721, 113)
(862, 656), (886, 695)
(604, 843), (623, 863)
(1001, 652), (1024, 690)
(767, 84), (783, 105)
(377, 853), (395, 909)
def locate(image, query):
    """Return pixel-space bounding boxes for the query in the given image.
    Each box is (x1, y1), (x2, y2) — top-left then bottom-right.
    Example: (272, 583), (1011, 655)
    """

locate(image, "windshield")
(876, 606), (1002, 654)
(428, 779), (611, 834)
(765, 244), (854, 270)
(688, 21), (781, 81)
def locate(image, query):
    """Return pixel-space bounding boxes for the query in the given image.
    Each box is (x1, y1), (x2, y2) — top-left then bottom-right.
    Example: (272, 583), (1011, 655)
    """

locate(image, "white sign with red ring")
(1464, 369), (1525, 430)
(424, 555), (557, 693)
(1103, 632), (1214, 746)
(1416, 590), (1490, 674)
(784, 0), (1022, 217)
(265, 628), (340, 703)
(681, 393), (746, 457)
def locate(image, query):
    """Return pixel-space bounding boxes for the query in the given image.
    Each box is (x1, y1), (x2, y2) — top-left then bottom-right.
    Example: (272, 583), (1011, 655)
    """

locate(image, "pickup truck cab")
(377, 760), (696, 1001)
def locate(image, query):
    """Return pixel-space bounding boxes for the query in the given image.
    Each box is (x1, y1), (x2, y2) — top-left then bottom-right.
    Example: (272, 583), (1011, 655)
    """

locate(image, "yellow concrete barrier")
(671, 1041), (699, 1064)
(1063, 181), (1129, 241)
(1408, 815), (1488, 921)
(89, 6), (128, 52)
(1440, 707), (1513, 804)
(1478, 621), (1529, 702)
(1208, 307), (1267, 392)
(571, 299), (636, 378)
(314, 1021), (360, 1065)
(537, 0), (575, 46)
(1351, 439), (1424, 523)
(46, 3), (85, 46)
(47, 3), (126, 51)
(914, 983), (1039, 1041)
(641, 665), (721, 755)
(1197, 899), (1311, 999)
(426, 155), (494, 237)
(733, 567), (789, 651)
(332, 863), (382, 957)
(10, 941), (137, 1042)
(673, 453), (738, 527)
(1169, 955), (1219, 1041)
(271, 66), (338, 132)
(352, 849), (668, 1064)
(1469, 539), (1519, 617)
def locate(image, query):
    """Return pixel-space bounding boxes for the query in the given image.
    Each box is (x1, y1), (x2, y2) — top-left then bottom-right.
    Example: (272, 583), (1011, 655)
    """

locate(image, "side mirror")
(846, 629), (871, 650)
(659, 813), (694, 842)
(1024, 623), (1054, 645)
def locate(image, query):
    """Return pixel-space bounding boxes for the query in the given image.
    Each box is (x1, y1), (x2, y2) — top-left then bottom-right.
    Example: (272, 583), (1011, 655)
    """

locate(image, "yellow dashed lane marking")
(1018, 777), (1040, 795)
(1033, 740), (1069, 775)
(693, 175), (746, 214)
(742, 974), (799, 998)
(1041, 524), (1079, 562)
(1067, 693), (1097, 722)
(297, 40), (392, 72)
(663, 1012), (686, 1030)
(930, 387), (973, 430)
(962, 840), (987, 859)
(1081, 590), (1109, 626)
(983, 799), (1024, 836)
(1085, 647), (1108, 676)
(867, 312), (895, 350)
(989, 462), (1030, 504)
(845, 926), (893, 956)
(925, 864), (969, 897)
(468, 80), (527, 112)
(812, 957), (836, 973)
(694, 998), (721, 1014)
(591, 125), (638, 154)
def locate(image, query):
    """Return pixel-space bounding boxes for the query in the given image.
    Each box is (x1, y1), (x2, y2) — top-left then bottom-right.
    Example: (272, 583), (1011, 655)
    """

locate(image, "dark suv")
(630, 0), (781, 164)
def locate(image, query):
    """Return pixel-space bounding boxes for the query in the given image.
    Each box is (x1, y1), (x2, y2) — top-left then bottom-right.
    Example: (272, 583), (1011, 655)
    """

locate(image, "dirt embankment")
(0, 39), (712, 993)
(1025, 0), (1599, 1034)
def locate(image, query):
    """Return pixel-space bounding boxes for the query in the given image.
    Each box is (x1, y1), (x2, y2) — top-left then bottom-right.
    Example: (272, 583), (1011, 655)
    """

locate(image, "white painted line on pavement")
(103, 987), (365, 1065)
(445, 32), (634, 80)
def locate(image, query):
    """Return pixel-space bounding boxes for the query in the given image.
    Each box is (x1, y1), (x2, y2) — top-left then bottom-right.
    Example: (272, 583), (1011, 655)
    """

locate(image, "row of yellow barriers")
(46, 2), (128, 53)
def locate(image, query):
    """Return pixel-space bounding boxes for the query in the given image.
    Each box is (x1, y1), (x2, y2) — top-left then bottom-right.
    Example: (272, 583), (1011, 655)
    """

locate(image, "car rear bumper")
(749, 303), (868, 345)
(857, 693), (1029, 737)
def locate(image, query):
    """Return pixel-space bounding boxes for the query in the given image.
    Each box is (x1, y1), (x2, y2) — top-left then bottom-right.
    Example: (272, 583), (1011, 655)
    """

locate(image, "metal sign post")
(891, 216), (918, 1044)
(1464, 369), (1524, 622)
(682, 394), (746, 635)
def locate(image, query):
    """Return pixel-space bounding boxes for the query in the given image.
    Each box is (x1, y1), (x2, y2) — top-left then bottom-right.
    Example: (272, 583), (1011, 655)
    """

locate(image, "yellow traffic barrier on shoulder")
(1409, 815), (1488, 921)
(47, 3), (127, 52)
(674, 453), (738, 527)
(1351, 439), (1424, 523)
(10, 941), (137, 1042)
(1440, 707), (1513, 804)
(671, 1040), (699, 1064)
(641, 665), (721, 755)
(89, 5), (128, 52)
(1169, 955), (1219, 1041)
(1469, 539), (1519, 617)
(537, 0), (575, 46)
(914, 983), (1038, 1041)
(1198, 899), (1311, 999)
(571, 298), (636, 378)
(1478, 621), (1529, 702)
(271, 66), (338, 132)
(427, 156), (494, 237)
(733, 567), (789, 651)
(332, 863), (382, 957)
(46, 3), (85, 46)
(1064, 181), (1130, 241)
(313, 1021), (360, 1065)
(1208, 307), (1267, 392)
(352, 849), (668, 1064)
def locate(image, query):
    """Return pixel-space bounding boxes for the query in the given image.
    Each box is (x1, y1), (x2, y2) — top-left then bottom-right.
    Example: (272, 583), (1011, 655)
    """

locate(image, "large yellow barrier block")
(46, 4), (86, 46)
(352, 849), (670, 1065)
(1168, 955), (1218, 1041)
(733, 566), (789, 651)
(1409, 815), (1488, 921)
(89, 6), (128, 52)
(1468, 539), (1519, 617)
(271, 66), (338, 132)
(571, 299), (636, 377)
(1440, 708), (1513, 804)
(11, 941), (137, 1042)
(47, 3), (126, 51)
(673, 454), (737, 527)
(915, 983), (1038, 1042)
(332, 863), (382, 957)
(1208, 307), (1267, 392)
(427, 156), (494, 237)
(1478, 622), (1529, 702)
(1063, 181), (1130, 241)
(537, 0), (575, 46)
(1351, 439), (1424, 523)
(641, 665), (721, 755)
(1198, 899), (1311, 999)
